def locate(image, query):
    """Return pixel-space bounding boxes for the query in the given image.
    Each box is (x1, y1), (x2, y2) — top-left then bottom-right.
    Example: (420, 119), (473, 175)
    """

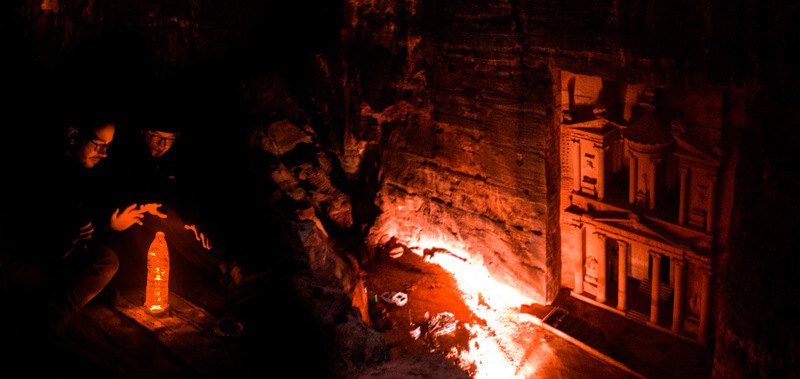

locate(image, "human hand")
(72, 221), (94, 245)
(140, 203), (168, 219)
(185, 224), (212, 250)
(110, 203), (145, 231)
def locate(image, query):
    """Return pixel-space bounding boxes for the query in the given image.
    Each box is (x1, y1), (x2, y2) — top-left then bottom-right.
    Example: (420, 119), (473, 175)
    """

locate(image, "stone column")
(698, 269), (712, 345)
(678, 167), (689, 226)
(671, 258), (686, 333)
(617, 240), (628, 312)
(648, 158), (660, 210)
(706, 174), (717, 234)
(629, 153), (638, 204)
(649, 251), (661, 324)
(595, 144), (606, 200)
(571, 224), (585, 294)
(572, 138), (582, 193)
(595, 232), (608, 303)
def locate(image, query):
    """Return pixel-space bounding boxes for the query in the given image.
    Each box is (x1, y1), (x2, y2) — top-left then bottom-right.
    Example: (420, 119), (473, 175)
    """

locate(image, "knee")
(91, 245), (120, 281)
(105, 249), (120, 279)
(107, 250), (120, 276)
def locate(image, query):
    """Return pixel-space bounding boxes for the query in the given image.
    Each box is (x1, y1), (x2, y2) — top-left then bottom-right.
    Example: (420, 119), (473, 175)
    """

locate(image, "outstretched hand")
(140, 203), (168, 219)
(185, 223), (212, 250)
(110, 203), (145, 231)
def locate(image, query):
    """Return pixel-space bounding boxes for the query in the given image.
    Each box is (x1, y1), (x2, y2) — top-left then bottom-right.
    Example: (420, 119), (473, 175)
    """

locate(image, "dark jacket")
(2, 152), (113, 265)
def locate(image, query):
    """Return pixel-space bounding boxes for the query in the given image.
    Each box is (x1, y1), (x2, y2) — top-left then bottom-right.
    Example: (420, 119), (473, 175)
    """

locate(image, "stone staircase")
(627, 309), (650, 324)
(637, 277), (673, 302)
(542, 307), (631, 364)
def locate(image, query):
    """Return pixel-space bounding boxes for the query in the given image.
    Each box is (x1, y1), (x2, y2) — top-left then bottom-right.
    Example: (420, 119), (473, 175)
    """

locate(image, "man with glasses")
(1, 117), (147, 355)
(144, 129), (179, 158)
(107, 119), (219, 297)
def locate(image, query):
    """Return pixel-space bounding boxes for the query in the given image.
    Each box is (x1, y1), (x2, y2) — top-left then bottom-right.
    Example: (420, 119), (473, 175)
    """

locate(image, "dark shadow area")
(0, 7), (348, 376)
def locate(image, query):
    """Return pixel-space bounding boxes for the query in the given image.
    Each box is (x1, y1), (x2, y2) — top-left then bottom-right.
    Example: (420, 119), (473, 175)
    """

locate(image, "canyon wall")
(316, 0), (754, 306)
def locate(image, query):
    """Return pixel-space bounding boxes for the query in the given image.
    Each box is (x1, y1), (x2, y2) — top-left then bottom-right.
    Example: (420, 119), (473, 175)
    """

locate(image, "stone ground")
(1, 267), (352, 378)
(359, 250), (642, 378)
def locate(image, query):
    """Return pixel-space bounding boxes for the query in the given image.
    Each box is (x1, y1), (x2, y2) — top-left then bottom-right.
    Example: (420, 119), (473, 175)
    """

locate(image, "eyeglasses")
(87, 140), (111, 154)
(147, 131), (177, 146)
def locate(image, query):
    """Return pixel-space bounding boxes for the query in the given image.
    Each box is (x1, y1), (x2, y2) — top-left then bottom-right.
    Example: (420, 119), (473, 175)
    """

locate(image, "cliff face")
(5, 0), (799, 376)
(709, 1), (800, 375)
(311, 0), (754, 305)
(340, 0), (562, 304)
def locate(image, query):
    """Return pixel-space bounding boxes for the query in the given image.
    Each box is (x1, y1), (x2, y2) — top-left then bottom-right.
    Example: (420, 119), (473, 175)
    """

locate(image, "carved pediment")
(581, 209), (693, 249)
(674, 134), (722, 167)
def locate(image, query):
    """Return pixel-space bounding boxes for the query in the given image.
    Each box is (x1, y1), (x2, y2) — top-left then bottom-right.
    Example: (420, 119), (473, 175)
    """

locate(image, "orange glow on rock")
(144, 232), (170, 314)
(415, 238), (531, 308)
(402, 237), (552, 377)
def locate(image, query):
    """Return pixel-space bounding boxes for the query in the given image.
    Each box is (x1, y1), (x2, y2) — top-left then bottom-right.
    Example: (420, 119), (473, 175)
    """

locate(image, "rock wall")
(316, 0), (564, 304)
(308, 0), (756, 306)
(710, 1), (800, 375)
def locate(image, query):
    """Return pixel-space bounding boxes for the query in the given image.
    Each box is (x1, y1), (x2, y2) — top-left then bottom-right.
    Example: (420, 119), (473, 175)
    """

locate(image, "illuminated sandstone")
(560, 73), (725, 344)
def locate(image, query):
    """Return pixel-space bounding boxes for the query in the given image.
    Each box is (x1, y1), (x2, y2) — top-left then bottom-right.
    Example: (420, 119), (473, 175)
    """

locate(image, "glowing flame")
(415, 238), (554, 378)
(144, 232), (170, 314)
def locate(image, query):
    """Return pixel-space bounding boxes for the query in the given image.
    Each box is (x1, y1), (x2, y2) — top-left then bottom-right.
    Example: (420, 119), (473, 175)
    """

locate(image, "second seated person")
(106, 105), (223, 301)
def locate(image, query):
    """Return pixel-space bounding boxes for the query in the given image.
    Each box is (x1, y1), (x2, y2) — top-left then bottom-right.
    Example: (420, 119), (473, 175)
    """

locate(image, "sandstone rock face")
(324, 0), (564, 304)
(319, 0), (761, 308)
(292, 220), (390, 373)
(710, 9), (800, 374)
(321, 0), (779, 332)
(240, 74), (389, 373)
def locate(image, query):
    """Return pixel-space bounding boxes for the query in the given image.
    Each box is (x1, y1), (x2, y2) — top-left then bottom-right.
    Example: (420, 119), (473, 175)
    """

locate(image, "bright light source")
(415, 238), (551, 378)
(144, 232), (170, 314)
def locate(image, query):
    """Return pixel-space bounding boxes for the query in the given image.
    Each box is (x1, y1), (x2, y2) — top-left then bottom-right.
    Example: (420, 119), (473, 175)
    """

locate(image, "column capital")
(673, 258), (686, 268)
(594, 232), (607, 241)
(615, 239), (628, 248)
(678, 166), (689, 176)
(648, 250), (662, 258)
(567, 223), (584, 231)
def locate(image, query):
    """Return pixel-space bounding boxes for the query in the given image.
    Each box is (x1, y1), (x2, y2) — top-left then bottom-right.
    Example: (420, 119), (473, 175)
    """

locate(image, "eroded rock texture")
(310, 0), (564, 304)
(709, 2), (800, 374)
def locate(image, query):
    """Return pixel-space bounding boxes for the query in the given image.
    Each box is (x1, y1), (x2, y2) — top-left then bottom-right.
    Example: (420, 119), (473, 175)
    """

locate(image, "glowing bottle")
(144, 232), (170, 314)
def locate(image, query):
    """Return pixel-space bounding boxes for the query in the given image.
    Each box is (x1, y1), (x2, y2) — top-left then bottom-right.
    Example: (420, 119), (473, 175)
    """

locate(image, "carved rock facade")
(559, 72), (736, 345)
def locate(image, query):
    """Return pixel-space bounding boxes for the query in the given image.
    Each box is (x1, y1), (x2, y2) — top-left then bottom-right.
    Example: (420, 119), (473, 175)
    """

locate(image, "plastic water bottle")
(144, 231), (170, 314)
